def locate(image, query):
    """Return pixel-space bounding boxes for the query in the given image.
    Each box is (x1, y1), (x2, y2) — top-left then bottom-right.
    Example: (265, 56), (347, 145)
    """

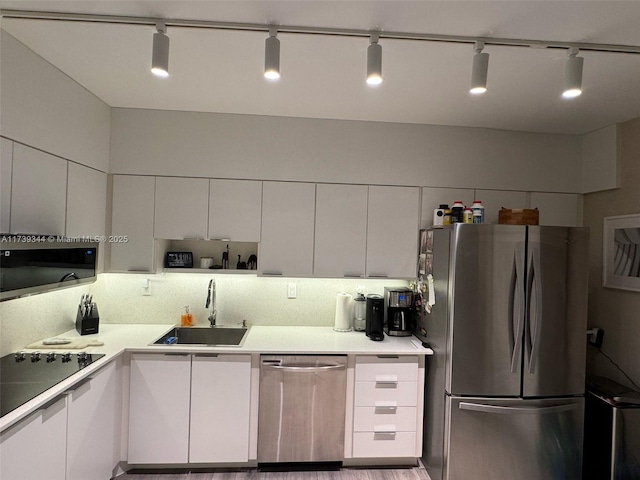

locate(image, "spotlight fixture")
(264, 28), (281, 80)
(366, 33), (382, 86)
(151, 23), (169, 78)
(470, 41), (489, 95)
(563, 47), (583, 99)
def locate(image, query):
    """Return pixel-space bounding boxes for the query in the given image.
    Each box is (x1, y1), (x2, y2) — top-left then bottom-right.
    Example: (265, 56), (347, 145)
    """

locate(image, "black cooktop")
(0, 351), (105, 417)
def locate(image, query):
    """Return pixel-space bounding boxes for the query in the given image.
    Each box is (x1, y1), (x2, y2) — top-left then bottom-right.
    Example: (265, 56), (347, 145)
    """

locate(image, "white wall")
(110, 107), (583, 193)
(584, 116), (640, 390)
(0, 30), (110, 172)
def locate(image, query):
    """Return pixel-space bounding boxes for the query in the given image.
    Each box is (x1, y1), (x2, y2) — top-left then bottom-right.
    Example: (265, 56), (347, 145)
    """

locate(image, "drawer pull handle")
(375, 407), (398, 414)
(375, 375), (398, 384)
(374, 425), (397, 434)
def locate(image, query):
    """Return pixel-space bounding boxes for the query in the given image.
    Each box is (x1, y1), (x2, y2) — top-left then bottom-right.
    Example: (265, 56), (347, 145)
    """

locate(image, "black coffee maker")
(384, 287), (414, 337)
(365, 294), (384, 341)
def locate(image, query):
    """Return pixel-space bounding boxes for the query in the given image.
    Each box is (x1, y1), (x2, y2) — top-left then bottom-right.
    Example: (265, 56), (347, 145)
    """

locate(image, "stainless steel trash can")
(584, 376), (640, 480)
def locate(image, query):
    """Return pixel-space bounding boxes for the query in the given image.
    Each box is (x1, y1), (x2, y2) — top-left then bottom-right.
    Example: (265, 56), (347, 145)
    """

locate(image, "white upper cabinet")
(0, 138), (12, 233)
(10, 143), (67, 235)
(420, 187), (474, 229)
(0, 395), (68, 480)
(66, 163), (107, 238)
(530, 192), (580, 227)
(111, 175), (155, 272)
(366, 186), (420, 279)
(260, 181), (316, 276)
(154, 177), (209, 240)
(209, 179), (262, 242)
(314, 183), (368, 278)
(474, 190), (527, 225)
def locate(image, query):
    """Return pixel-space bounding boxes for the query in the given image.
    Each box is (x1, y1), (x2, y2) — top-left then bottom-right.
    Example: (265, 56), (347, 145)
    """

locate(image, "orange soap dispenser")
(181, 306), (193, 327)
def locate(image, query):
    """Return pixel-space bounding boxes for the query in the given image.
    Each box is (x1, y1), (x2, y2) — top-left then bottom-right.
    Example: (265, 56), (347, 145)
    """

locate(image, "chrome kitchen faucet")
(206, 278), (217, 327)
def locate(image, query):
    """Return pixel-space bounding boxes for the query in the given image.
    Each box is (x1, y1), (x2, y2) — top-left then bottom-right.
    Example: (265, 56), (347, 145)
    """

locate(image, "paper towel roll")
(334, 292), (353, 332)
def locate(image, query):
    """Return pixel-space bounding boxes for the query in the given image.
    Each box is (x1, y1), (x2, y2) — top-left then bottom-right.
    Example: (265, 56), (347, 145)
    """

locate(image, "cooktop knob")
(46, 352), (57, 363)
(77, 352), (88, 362)
(14, 351), (26, 362)
(30, 351), (41, 362)
(61, 352), (72, 363)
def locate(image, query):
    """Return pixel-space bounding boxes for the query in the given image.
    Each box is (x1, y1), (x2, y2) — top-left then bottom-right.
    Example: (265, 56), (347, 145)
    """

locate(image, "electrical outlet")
(287, 283), (297, 299)
(587, 327), (604, 348)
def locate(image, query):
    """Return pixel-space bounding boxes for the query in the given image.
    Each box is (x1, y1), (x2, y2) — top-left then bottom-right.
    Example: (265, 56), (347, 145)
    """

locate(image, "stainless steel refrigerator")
(415, 224), (589, 480)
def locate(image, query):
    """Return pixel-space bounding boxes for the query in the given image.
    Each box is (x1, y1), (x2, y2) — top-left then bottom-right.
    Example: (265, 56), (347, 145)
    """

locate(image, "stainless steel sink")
(152, 326), (249, 346)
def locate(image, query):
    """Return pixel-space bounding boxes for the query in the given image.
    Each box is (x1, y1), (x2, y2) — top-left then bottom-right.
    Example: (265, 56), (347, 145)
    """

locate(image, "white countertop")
(1, 324), (432, 432)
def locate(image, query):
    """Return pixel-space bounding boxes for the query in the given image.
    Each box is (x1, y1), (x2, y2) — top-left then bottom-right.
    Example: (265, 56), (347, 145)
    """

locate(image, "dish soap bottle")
(181, 306), (192, 327)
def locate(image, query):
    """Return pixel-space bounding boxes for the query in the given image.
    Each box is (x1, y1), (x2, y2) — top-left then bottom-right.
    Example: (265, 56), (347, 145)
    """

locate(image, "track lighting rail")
(2, 8), (640, 55)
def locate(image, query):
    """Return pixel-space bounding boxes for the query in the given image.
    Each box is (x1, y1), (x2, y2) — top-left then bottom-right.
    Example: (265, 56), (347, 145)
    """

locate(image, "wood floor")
(115, 465), (431, 480)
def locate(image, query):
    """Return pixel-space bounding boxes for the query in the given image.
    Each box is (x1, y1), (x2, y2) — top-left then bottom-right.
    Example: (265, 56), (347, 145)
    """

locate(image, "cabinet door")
(111, 175), (155, 271)
(530, 192), (580, 227)
(189, 354), (252, 463)
(154, 177), (209, 240)
(366, 186), (420, 278)
(352, 355), (420, 459)
(474, 190), (527, 225)
(0, 395), (67, 480)
(1, 138), (12, 233)
(314, 184), (368, 278)
(66, 361), (120, 480)
(128, 353), (191, 464)
(260, 181), (315, 276)
(209, 179), (262, 242)
(66, 163), (107, 238)
(10, 143), (67, 235)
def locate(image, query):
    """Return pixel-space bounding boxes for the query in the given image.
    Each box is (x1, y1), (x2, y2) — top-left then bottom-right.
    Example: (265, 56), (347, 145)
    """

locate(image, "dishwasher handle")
(262, 363), (346, 372)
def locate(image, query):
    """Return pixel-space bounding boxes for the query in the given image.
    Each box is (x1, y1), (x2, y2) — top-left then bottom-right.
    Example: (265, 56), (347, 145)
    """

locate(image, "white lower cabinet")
(0, 395), (68, 480)
(128, 353), (191, 464)
(189, 354), (252, 463)
(0, 360), (121, 480)
(66, 361), (121, 480)
(352, 355), (420, 458)
(128, 352), (252, 465)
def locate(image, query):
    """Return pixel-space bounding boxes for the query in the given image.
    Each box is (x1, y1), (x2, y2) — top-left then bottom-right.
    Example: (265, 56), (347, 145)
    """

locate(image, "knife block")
(76, 305), (100, 335)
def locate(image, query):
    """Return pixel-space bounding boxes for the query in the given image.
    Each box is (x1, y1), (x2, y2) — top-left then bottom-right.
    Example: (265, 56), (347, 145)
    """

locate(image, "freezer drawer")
(258, 355), (347, 463)
(445, 396), (584, 480)
(352, 431), (417, 458)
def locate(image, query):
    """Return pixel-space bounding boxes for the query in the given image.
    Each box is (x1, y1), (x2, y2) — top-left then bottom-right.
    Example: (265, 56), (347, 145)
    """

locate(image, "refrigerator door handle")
(528, 247), (543, 374)
(510, 248), (525, 373)
(459, 401), (578, 415)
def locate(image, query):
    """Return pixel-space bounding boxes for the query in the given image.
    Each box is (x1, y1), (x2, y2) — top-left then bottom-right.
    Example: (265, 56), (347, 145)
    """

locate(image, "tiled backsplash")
(0, 273), (408, 356)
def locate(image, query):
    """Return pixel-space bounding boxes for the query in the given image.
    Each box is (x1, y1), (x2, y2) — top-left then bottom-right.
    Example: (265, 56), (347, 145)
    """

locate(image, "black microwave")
(0, 238), (98, 301)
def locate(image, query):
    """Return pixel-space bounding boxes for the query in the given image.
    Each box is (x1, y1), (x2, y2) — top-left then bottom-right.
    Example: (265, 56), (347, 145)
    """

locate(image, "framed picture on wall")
(603, 213), (640, 292)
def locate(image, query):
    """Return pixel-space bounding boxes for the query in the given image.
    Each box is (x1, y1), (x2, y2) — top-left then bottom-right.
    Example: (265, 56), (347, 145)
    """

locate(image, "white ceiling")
(1, 1), (640, 135)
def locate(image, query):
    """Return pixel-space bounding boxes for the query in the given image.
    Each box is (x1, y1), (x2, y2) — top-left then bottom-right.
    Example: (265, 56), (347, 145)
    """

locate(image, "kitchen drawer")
(355, 355), (419, 382)
(352, 431), (417, 458)
(354, 406), (417, 432)
(354, 381), (418, 407)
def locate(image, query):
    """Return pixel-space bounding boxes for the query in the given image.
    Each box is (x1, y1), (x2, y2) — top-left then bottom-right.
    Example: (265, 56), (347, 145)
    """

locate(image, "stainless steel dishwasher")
(258, 355), (348, 463)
